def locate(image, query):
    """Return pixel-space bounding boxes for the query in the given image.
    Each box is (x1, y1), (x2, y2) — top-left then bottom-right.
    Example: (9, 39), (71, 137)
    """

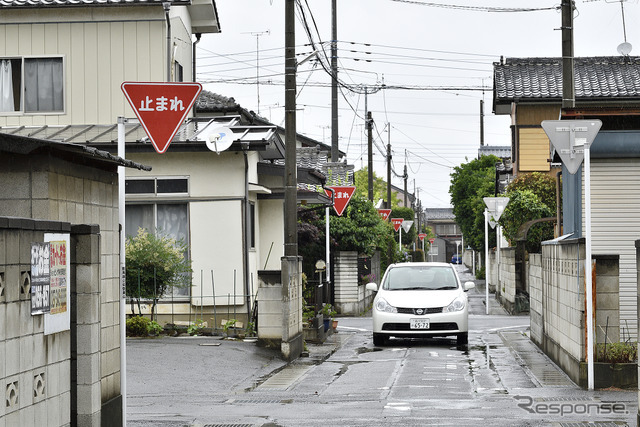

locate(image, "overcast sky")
(196, 0), (639, 208)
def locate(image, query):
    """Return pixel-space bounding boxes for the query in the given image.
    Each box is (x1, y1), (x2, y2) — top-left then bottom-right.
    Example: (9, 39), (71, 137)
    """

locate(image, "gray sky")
(196, 0), (639, 208)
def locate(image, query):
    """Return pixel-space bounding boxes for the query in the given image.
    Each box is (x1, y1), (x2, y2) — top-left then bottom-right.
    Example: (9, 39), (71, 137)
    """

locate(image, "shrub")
(148, 321), (164, 336)
(126, 316), (151, 337)
(596, 342), (637, 364)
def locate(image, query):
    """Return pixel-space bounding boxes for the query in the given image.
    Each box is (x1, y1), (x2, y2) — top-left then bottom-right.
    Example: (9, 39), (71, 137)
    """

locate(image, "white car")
(366, 262), (475, 346)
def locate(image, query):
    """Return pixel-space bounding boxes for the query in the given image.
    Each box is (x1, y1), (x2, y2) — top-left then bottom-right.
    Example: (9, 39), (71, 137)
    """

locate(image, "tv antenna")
(243, 30), (270, 114)
(613, 0), (632, 55)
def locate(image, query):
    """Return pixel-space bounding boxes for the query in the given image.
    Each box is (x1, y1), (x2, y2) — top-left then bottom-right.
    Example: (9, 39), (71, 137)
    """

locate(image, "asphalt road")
(126, 265), (637, 426)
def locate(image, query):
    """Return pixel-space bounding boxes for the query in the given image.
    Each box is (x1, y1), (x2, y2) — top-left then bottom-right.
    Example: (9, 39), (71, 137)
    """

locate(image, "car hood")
(378, 289), (462, 308)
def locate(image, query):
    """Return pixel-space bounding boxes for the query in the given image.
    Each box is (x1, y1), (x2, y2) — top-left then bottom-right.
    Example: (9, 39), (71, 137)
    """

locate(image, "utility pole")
(387, 125), (393, 261)
(561, 0), (575, 108)
(403, 160), (408, 208)
(284, 0), (297, 257)
(480, 100), (485, 146)
(331, 0), (339, 162)
(367, 111), (374, 202)
(386, 124), (392, 210)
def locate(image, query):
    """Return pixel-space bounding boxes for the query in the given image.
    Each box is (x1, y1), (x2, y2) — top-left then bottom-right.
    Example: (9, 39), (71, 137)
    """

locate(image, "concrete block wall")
(71, 225), (103, 426)
(497, 248), (517, 311)
(0, 219), (72, 427)
(334, 252), (375, 315)
(593, 255), (619, 344)
(0, 152), (123, 425)
(334, 252), (358, 315)
(528, 253), (543, 344)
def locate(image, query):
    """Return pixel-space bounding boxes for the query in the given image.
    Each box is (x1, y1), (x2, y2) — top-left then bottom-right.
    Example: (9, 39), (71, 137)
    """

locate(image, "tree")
(126, 228), (192, 318)
(390, 206), (416, 245)
(500, 172), (557, 252)
(354, 168), (401, 208)
(449, 155), (501, 252)
(297, 194), (403, 279)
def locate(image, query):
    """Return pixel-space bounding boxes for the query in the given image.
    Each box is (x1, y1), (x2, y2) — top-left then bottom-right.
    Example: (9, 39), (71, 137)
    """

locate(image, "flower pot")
(323, 318), (330, 332)
(332, 320), (338, 332)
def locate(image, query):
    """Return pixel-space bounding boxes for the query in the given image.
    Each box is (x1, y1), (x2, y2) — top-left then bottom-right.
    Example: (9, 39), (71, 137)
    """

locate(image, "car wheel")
(373, 333), (386, 346)
(457, 332), (468, 345)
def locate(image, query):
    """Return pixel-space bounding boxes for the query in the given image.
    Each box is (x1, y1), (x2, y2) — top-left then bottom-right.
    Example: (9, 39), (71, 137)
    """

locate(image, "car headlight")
(445, 295), (466, 312)
(375, 297), (397, 313)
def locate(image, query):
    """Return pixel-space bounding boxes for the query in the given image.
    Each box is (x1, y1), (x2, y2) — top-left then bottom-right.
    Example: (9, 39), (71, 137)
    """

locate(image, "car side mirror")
(366, 282), (378, 292)
(463, 281), (475, 292)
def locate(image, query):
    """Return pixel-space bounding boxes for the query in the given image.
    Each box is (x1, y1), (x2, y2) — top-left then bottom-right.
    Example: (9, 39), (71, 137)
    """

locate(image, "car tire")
(373, 333), (386, 347)
(456, 332), (468, 346)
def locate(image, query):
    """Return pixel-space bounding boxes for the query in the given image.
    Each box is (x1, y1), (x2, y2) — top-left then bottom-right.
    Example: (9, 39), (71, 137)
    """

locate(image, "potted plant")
(320, 303), (336, 332)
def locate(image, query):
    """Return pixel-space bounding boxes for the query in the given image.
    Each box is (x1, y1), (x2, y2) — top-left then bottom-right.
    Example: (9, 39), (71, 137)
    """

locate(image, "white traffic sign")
(541, 120), (602, 175)
(483, 197), (509, 222)
(401, 220), (414, 233)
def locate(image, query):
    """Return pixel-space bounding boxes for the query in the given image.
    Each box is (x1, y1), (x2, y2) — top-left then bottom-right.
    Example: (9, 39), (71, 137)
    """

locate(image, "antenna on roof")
(616, 0), (632, 56)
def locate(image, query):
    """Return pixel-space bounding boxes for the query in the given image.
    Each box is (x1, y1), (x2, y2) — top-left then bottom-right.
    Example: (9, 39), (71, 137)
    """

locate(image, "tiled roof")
(494, 56), (640, 102)
(424, 208), (455, 220)
(195, 91), (240, 112)
(0, 0), (189, 7)
(478, 145), (511, 159)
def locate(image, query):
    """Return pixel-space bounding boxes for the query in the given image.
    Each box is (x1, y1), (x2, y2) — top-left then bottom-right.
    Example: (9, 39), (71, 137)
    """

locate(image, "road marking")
(337, 326), (370, 332)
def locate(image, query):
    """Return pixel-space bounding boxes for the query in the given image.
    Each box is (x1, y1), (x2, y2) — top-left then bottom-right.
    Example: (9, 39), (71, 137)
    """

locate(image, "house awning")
(0, 116), (284, 159)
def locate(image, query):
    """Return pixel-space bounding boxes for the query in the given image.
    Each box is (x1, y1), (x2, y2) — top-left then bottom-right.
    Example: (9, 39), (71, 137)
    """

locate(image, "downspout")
(242, 143), (252, 323)
(192, 33), (201, 82)
(163, 2), (171, 82)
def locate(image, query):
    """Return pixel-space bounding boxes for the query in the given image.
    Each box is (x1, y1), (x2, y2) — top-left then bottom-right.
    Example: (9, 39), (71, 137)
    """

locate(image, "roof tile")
(494, 56), (640, 102)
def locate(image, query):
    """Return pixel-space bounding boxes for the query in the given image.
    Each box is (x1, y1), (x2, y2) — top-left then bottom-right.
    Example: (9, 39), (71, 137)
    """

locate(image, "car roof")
(389, 262), (452, 268)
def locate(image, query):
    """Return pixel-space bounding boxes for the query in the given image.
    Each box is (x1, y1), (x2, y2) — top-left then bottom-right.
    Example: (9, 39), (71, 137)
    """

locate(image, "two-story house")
(493, 55), (640, 339)
(0, 1), (220, 425)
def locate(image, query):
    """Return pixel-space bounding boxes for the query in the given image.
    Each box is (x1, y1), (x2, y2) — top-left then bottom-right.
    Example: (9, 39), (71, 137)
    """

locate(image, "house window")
(126, 177), (189, 195)
(174, 61), (183, 82)
(0, 57), (64, 113)
(126, 203), (190, 298)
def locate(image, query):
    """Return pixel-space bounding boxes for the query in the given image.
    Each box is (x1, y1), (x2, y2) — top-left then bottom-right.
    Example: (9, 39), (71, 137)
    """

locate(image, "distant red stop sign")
(325, 186), (356, 216)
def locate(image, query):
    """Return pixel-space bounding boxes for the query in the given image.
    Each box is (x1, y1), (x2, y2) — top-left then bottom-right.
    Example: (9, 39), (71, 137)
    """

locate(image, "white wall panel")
(587, 159), (640, 340)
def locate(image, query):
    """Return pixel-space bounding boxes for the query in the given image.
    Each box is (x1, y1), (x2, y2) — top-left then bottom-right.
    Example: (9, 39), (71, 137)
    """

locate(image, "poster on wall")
(44, 233), (71, 335)
(30, 242), (50, 315)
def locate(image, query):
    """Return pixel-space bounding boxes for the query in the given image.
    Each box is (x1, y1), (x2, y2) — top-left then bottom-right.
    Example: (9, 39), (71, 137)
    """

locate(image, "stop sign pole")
(542, 119), (602, 391)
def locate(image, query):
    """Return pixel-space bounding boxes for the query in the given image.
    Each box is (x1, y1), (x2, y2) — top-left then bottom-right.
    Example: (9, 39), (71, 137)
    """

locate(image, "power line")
(388, 0), (559, 13)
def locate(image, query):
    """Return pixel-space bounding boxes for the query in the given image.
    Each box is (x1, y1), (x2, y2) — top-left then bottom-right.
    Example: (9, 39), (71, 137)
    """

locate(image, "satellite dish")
(204, 127), (234, 154)
(618, 42), (633, 56)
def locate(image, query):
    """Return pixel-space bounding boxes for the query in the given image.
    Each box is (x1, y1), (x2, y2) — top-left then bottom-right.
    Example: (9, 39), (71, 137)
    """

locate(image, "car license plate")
(410, 318), (430, 329)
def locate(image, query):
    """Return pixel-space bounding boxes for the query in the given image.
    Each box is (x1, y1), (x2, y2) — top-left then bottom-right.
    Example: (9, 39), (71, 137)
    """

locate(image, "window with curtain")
(0, 56), (63, 114)
(126, 203), (190, 298)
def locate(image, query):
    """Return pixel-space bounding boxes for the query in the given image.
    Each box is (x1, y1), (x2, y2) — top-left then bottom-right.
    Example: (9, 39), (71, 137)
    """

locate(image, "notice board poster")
(30, 242), (51, 315)
(44, 233), (71, 335)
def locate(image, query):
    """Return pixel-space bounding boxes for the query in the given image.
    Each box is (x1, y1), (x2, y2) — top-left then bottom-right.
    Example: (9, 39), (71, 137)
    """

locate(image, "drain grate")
(552, 423), (628, 427)
(203, 424), (254, 427)
(537, 396), (596, 402)
(227, 398), (291, 404)
(256, 365), (311, 390)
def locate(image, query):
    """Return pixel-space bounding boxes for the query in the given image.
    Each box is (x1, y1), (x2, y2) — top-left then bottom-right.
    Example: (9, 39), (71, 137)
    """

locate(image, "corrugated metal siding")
(587, 159), (639, 340)
(518, 128), (551, 172)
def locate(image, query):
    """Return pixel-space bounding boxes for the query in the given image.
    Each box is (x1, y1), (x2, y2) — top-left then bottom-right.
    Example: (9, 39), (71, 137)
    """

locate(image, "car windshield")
(383, 266), (458, 291)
